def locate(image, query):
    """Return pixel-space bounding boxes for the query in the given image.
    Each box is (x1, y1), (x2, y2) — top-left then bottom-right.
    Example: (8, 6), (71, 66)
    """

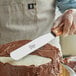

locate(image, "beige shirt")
(0, 0), (61, 49)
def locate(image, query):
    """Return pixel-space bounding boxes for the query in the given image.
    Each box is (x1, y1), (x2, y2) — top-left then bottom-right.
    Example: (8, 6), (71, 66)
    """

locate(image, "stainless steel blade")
(10, 33), (55, 60)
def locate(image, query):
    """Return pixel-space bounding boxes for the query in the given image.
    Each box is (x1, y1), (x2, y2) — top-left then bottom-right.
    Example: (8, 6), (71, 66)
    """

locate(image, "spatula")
(10, 23), (63, 60)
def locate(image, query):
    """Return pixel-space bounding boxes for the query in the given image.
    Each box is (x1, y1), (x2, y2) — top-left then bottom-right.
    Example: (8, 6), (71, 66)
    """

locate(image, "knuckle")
(66, 9), (73, 13)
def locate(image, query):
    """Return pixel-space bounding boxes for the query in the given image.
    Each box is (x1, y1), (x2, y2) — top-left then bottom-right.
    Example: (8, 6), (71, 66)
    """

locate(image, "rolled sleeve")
(57, 0), (76, 13)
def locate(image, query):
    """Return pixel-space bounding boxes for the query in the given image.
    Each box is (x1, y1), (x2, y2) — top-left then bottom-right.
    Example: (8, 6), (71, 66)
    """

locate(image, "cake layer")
(0, 40), (62, 76)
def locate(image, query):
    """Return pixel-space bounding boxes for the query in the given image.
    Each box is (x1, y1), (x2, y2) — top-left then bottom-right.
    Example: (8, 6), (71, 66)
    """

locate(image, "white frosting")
(0, 55), (51, 66)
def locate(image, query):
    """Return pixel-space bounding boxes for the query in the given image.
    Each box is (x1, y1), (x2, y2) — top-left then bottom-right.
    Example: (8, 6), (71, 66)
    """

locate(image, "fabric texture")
(57, 0), (76, 13)
(0, 0), (55, 43)
(0, 0), (76, 50)
(0, 0), (60, 49)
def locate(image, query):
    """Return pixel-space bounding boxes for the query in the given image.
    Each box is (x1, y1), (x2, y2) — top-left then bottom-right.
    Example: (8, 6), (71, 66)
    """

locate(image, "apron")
(0, 0), (61, 50)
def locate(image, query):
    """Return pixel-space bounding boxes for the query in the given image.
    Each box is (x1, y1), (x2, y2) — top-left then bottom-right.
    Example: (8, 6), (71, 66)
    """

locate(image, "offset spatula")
(10, 24), (63, 60)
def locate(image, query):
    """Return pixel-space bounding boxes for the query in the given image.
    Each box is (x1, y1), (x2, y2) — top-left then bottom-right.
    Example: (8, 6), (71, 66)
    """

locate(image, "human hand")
(52, 9), (76, 36)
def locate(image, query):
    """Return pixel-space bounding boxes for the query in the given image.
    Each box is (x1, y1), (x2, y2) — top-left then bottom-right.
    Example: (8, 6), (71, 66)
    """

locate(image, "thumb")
(51, 23), (64, 36)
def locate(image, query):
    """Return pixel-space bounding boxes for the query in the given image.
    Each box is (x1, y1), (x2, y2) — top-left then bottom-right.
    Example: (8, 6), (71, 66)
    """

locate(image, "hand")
(53, 9), (76, 36)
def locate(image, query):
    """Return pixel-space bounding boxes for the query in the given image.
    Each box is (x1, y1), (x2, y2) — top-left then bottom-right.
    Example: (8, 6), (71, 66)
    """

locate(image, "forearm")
(57, 0), (76, 13)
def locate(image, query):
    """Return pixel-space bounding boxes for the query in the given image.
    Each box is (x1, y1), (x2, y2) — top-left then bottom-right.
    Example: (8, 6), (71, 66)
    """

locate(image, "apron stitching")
(33, 0), (39, 34)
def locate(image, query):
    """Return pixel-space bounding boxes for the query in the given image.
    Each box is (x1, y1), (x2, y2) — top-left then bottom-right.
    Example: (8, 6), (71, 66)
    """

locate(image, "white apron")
(0, 0), (61, 50)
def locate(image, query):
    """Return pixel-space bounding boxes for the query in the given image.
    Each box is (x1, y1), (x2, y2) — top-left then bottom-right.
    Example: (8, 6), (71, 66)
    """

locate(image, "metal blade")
(10, 33), (55, 60)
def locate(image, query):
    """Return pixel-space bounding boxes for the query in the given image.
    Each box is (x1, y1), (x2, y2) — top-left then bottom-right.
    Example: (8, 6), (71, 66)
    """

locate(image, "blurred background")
(55, 7), (76, 56)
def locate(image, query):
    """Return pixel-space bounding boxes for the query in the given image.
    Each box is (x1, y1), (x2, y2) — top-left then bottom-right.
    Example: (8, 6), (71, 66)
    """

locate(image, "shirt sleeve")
(56, 0), (76, 13)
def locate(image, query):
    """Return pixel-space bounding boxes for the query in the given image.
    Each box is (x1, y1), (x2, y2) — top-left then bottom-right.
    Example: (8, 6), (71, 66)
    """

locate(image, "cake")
(63, 56), (76, 72)
(0, 40), (62, 76)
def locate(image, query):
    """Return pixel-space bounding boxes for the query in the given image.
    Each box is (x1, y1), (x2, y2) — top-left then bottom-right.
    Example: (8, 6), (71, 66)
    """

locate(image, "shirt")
(57, 0), (76, 13)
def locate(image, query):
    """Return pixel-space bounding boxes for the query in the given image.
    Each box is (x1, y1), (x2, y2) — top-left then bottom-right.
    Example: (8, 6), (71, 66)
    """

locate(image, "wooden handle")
(51, 23), (63, 36)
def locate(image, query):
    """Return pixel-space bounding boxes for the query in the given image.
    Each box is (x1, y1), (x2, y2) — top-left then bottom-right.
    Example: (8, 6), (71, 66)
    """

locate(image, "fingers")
(63, 12), (73, 36)
(53, 9), (76, 36)
(73, 23), (76, 34)
(74, 31), (76, 34)
(69, 22), (76, 35)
